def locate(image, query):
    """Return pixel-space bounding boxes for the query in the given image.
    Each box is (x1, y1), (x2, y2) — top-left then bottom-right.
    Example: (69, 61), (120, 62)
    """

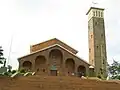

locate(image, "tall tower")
(86, 7), (107, 78)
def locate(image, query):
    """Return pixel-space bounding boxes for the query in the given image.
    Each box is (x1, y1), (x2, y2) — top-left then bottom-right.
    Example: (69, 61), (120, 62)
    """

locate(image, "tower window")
(101, 12), (103, 17)
(96, 11), (97, 16)
(103, 60), (104, 64)
(91, 35), (93, 38)
(103, 59), (105, 64)
(102, 45), (104, 48)
(101, 34), (103, 37)
(91, 59), (94, 65)
(89, 48), (91, 52)
(93, 11), (95, 16)
(100, 68), (103, 74)
(95, 21), (98, 25)
(88, 25), (90, 29)
(99, 11), (100, 17)
(92, 59), (94, 65)
(97, 46), (99, 48)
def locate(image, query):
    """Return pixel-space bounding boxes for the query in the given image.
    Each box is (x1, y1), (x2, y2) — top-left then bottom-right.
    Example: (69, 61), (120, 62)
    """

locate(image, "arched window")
(22, 61), (32, 71)
(35, 55), (46, 71)
(65, 58), (75, 74)
(49, 49), (63, 65)
(77, 65), (86, 77)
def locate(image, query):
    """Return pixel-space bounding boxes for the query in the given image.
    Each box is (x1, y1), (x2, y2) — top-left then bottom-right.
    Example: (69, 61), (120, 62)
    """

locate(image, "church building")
(18, 7), (107, 78)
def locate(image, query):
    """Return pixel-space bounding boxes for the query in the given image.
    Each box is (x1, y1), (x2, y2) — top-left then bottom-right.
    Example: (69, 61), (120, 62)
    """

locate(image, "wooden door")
(51, 70), (57, 76)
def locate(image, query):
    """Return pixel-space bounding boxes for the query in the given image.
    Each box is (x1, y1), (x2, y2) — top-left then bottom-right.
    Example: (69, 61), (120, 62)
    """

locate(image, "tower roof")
(86, 7), (104, 15)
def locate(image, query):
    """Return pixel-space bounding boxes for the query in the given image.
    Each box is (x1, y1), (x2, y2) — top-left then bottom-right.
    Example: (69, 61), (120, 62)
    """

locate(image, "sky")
(0, 0), (120, 69)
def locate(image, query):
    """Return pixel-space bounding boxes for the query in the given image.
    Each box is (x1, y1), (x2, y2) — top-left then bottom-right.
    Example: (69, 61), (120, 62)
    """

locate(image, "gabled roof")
(30, 38), (78, 54)
(18, 44), (90, 66)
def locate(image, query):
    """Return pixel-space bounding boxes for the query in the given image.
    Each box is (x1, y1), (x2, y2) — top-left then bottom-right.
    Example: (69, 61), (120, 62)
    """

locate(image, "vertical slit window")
(92, 60), (94, 64)
(101, 34), (103, 38)
(91, 35), (93, 38)
(103, 59), (104, 64)
(93, 11), (95, 16)
(96, 11), (97, 16)
(101, 12), (103, 17)
(97, 46), (99, 48)
(89, 48), (91, 52)
(99, 11), (100, 17)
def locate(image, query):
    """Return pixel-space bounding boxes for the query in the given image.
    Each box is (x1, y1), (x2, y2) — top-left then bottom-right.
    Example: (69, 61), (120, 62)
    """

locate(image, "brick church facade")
(18, 7), (107, 78)
(18, 38), (92, 76)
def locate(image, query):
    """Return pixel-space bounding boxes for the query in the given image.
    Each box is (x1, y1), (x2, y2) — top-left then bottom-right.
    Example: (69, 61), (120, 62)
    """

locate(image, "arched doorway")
(49, 49), (63, 76)
(35, 55), (46, 72)
(77, 65), (86, 77)
(22, 61), (32, 71)
(65, 58), (75, 75)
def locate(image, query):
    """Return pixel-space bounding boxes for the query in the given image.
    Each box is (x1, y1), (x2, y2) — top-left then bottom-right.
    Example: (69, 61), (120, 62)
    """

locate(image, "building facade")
(18, 7), (107, 78)
(18, 38), (92, 76)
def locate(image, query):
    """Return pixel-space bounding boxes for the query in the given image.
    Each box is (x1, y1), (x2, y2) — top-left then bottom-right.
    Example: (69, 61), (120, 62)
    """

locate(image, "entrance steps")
(1, 76), (120, 90)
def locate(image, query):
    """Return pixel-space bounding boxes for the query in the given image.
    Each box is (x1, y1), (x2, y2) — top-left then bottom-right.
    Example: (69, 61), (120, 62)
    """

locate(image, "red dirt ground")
(0, 76), (120, 90)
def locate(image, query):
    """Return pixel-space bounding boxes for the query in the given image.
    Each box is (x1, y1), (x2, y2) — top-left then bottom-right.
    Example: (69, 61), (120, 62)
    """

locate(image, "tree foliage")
(0, 46), (5, 64)
(108, 60), (120, 80)
(7, 65), (12, 72)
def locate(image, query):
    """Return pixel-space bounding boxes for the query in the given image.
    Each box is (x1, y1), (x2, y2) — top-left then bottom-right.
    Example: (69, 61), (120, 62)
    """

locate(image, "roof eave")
(86, 7), (104, 15)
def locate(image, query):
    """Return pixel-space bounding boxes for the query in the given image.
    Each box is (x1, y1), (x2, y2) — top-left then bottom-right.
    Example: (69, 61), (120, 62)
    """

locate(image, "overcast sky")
(0, 0), (120, 69)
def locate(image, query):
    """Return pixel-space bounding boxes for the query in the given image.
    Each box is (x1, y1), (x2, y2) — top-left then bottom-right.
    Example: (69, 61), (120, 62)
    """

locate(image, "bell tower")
(86, 7), (107, 78)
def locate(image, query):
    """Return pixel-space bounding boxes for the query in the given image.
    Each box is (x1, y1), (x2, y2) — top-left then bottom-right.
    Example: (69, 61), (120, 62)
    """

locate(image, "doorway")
(50, 65), (57, 76)
(50, 70), (57, 76)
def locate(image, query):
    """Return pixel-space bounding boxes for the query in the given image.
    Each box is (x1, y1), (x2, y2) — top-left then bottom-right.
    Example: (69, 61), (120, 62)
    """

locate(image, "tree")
(0, 46), (5, 64)
(7, 65), (12, 72)
(11, 70), (16, 74)
(108, 60), (120, 80)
